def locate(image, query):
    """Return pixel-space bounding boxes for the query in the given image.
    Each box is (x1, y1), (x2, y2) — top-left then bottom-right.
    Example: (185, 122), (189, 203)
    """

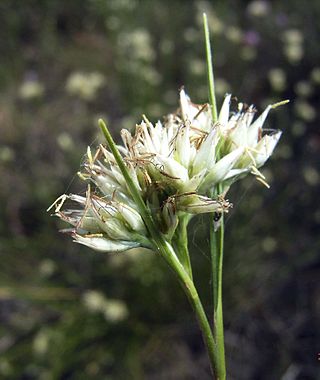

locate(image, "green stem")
(204, 13), (226, 380)
(172, 214), (193, 280)
(209, 206), (226, 380)
(155, 239), (217, 376)
(203, 13), (218, 122)
(210, 217), (219, 310)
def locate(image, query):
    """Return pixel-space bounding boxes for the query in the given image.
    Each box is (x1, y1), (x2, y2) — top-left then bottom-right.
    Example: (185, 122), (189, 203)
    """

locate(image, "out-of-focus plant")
(66, 71), (106, 101)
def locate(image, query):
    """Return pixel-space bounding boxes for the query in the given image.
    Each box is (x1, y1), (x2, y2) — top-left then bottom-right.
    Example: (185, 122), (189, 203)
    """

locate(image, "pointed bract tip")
(271, 100), (290, 109)
(98, 118), (107, 132)
(87, 146), (93, 165)
(98, 118), (106, 126)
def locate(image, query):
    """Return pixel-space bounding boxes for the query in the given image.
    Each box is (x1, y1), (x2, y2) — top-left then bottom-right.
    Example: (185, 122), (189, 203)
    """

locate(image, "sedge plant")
(48, 14), (288, 379)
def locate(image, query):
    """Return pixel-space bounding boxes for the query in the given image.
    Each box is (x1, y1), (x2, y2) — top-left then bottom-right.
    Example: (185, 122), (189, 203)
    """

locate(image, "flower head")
(122, 89), (286, 193)
(49, 89), (286, 252)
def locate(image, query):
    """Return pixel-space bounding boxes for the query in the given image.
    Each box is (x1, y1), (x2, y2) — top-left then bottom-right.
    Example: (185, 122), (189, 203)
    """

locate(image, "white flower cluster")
(49, 90), (284, 252)
(65, 72), (106, 101)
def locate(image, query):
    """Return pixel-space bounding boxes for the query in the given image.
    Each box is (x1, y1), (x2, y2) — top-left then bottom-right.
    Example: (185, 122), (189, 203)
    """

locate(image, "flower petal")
(192, 128), (217, 174)
(100, 218), (134, 240)
(222, 168), (248, 181)
(157, 156), (189, 183)
(181, 168), (206, 192)
(247, 105), (271, 146)
(72, 233), (140, 252)
(200, 147), (244, 191)
(117, 203), (147, 234)
(180, 88), (192, 122)
(254, 131), (282, 167)
(175, 125), (191, 168)
(218, 94), (232, 127)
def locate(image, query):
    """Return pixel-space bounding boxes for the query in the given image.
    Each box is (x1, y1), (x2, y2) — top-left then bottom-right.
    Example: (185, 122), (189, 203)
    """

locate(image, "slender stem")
(210, 207), (226, 380)
(210, 215), (219, 310)
(204, 13), (227, 380)
(214, 215), (225, 380)
(203, 13), (218, 122)
(172, 214), (193, 280)
(156, 240), (217, 376)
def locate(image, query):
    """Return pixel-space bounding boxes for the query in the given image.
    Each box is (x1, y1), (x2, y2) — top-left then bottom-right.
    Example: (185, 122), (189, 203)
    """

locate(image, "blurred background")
(0, 1), (319, 379)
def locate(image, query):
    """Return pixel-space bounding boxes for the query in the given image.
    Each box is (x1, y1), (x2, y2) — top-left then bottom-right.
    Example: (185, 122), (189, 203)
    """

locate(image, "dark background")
(0, 1), (319, 379)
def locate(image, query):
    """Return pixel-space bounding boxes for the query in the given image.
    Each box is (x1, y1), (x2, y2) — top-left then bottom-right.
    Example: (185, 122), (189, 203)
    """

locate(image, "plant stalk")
(172, 214), (193, 280)
(154, 239), (218, 376)
(204, 12), (227, 379)
(210, 207), (226, 380)
(203, 13), (218, 122)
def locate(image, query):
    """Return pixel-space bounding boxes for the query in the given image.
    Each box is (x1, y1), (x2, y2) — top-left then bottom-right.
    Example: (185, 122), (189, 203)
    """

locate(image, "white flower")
(50, 89), (286, 251)
(47, 178), (149, 253)
(19, 79), (44, 100)
(65, 71), (106, 101)
(123, 89), (286, 195)
(82, 290), (128, 323)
